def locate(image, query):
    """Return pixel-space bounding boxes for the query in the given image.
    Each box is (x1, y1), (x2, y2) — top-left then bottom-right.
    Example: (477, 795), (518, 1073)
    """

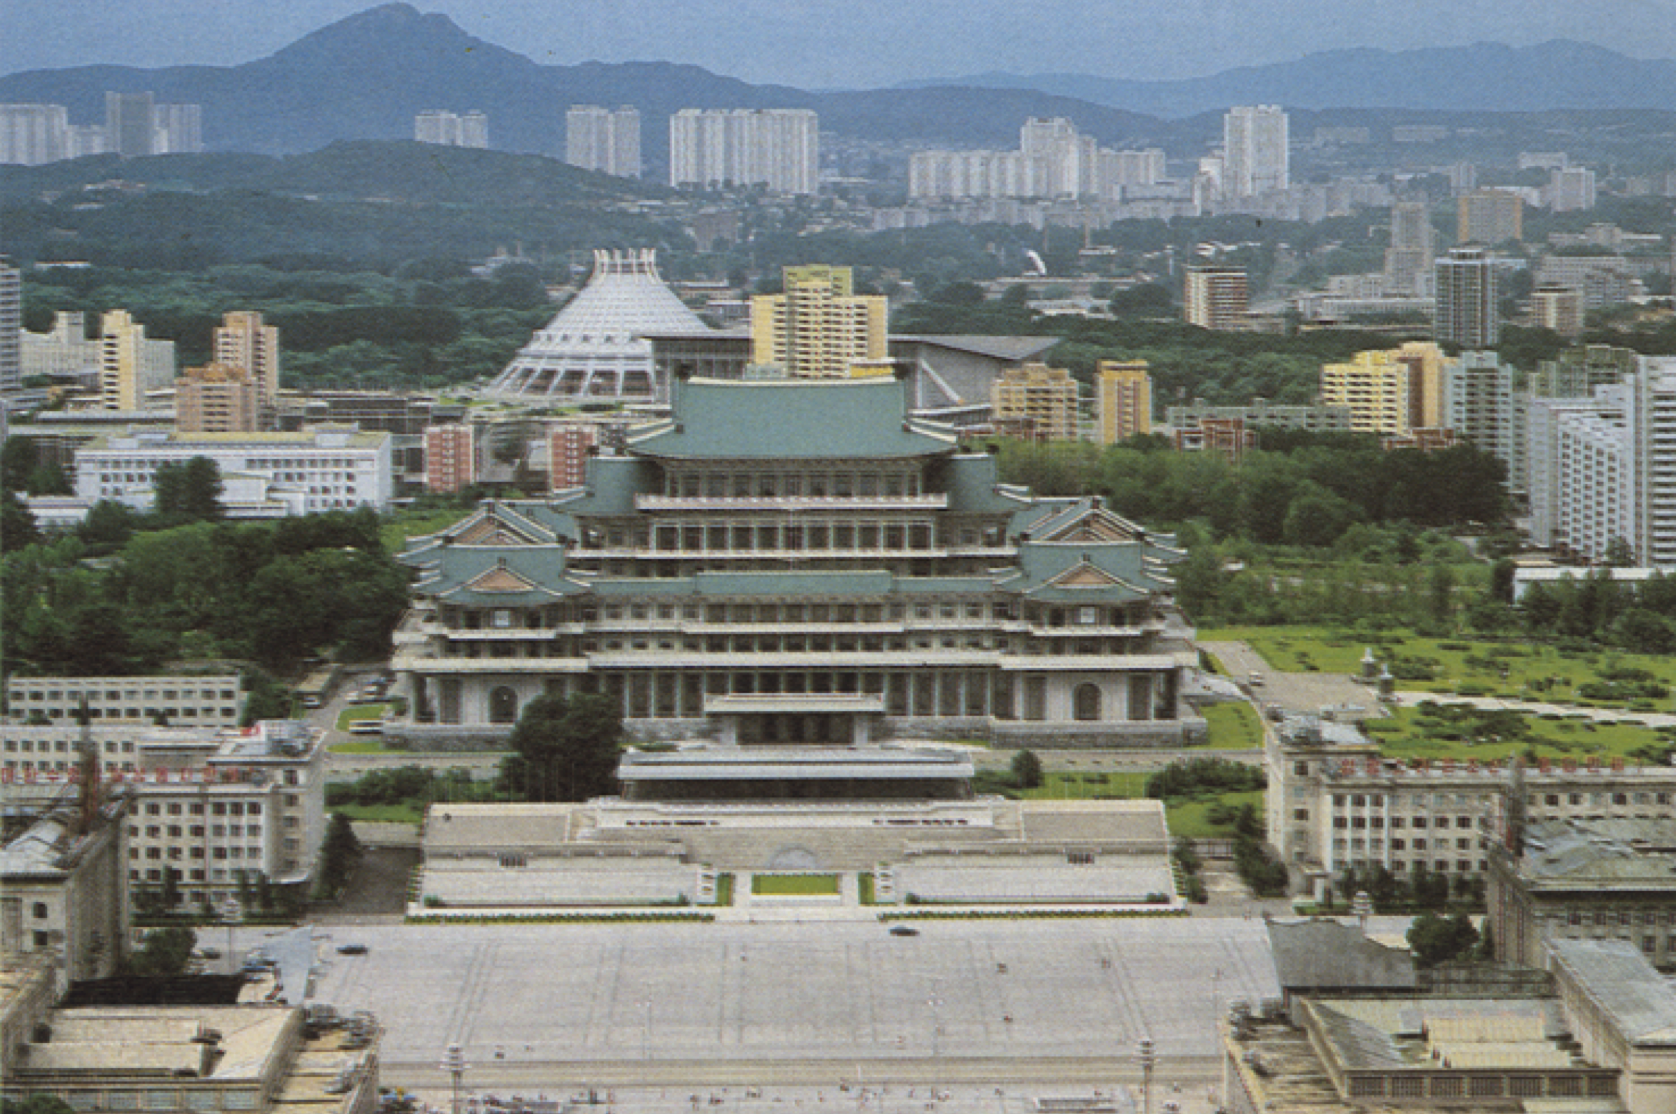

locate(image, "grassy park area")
(1364, 702), (1670, 764)
(1200, 625), (1676, 711)
(1202, 701), (1265, 749)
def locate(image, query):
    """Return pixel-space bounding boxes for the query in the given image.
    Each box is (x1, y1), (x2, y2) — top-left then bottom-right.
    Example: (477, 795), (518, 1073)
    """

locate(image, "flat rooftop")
(617, 745), (976, 782)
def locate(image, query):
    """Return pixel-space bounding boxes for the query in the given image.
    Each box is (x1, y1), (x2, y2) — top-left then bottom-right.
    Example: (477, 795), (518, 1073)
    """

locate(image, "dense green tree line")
(1515, 570), (1676, 656)
(2, 507), (408, 675)
(995, 435), (1509, 540)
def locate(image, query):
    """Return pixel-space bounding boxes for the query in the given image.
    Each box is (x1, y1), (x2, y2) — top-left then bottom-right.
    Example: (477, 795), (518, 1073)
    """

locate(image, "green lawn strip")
(858, 872), (876, 905)
(1366, 704), (1663, 764)
(1164, 790), (1265, 840)
(330, 802), (425, 824)
(326, 738), (400, 754)
(712, 873), (734, 907)
(1202, 702), (1265, 750)
(335, 702), (395, 731)
(1013, 771), (1150, 800)
(1197, 626), (1676, 709)
(381, 508), (475, 555)
(751, 873), (840, 896)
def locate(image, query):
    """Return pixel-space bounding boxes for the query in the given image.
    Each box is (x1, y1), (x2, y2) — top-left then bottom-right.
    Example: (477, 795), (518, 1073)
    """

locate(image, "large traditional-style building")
(392, 375), (1200, 748)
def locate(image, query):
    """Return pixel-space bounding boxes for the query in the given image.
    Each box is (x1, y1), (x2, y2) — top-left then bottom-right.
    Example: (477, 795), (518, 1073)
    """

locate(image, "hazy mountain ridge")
(899, 40), (1676, 115)
(0, 4), (1671, 159)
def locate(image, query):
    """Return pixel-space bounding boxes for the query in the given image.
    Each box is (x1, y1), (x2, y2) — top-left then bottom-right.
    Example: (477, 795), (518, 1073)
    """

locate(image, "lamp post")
(1137, 1038), (1155, 1114)
(927, 980), (944, 1058)
(220, 898), (242, 974)
(441, 1043), (468, 1114)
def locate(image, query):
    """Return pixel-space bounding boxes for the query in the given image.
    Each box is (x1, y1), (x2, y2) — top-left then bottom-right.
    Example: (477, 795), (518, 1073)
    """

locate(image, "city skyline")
(3, 0), (1673, 91)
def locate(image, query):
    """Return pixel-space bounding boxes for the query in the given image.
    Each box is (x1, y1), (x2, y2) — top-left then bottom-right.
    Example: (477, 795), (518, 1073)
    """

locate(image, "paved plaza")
(285, 917), (1283, 1090)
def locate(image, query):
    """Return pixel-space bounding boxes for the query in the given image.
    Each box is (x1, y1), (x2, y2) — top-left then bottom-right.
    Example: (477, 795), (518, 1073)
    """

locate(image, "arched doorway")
(489, 686), (519, 724)
(1073, 682), (1102, 722)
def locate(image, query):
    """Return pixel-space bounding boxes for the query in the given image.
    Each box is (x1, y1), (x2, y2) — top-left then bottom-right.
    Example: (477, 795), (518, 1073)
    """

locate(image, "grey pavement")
(287, 918), (1284, 1088)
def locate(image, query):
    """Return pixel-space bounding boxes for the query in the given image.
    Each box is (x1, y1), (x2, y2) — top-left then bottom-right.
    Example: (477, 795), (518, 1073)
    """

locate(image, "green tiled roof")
(996, 542), (1171, 603)
(942, 455), (1034, 515)
(552, 457), (653, 516)
(630, 378), (958, 460)
(421, 545), (588, 604)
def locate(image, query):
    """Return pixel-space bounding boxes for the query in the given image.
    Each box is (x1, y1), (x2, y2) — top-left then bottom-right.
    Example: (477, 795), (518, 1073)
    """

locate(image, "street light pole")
(441, 1043), (467, 1114)
(1137, 1038), (1155, 1114)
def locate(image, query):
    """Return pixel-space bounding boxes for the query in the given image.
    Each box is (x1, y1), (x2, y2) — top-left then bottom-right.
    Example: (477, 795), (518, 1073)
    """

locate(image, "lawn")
(1364, 703), (1666, 764)
(1199, 625), (1676, 710)
(381, 507), (475, 554)
(1164, 790), (1266, 840)
(751, 873), (840, 896)
(1013, 771), (1151, 800)
(326, 738), (401, 754)
(335, 702), (395, 731)
(1201, 702), (1265, 750)
(1007, 770), (1263, 842)
(330, 802), (425, 824)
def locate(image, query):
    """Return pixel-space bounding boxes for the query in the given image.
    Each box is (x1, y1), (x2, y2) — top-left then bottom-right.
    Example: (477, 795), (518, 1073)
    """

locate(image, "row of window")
(456, 601), (1149, 629)
(1330, 815), (1484, 830)
(11, 687), (236, 701)
(133, 845), (263, 860)
(661, 468), (923, 499)
(4, 738), (136, 753)
(13, 707), (237, 722)
(132, 824), (265, 838)
(142, 801), (262, 816)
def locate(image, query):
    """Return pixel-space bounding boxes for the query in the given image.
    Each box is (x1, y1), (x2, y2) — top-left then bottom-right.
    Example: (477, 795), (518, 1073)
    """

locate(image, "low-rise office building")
(1267, 716), (1676, 899)
(74, 426), (394, 515)
(1, 795), (130, 991)
(1489, 817), (1676, 971)
(4, 675), (244, 728)
(2, 721), (327, 914)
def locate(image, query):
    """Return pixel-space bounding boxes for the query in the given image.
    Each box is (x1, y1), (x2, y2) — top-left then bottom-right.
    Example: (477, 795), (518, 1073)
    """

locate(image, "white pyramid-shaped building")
(485, 249), (709, 403)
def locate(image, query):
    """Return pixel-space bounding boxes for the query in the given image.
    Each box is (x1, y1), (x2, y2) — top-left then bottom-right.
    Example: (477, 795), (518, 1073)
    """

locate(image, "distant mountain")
(0, 2), (1174, 157)
(900, 41), (1676, 116)
(3, 8), (1668, 162)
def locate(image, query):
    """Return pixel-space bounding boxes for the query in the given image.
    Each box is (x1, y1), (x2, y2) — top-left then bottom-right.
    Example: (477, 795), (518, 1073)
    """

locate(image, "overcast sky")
(5, 0), (1675, 86)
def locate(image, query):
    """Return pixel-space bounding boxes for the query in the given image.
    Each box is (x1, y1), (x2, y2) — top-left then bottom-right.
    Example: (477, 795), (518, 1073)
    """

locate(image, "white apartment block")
(21, 312), (99, 381)
(5, 674), (245, 728)
(565, 105), (641, 178)
(414, 110), (489, 148)
(1526, 359), (1676, 564)
(1443, 350), (1521, 484)
(910, 119), (1164, 202)
(74, 426), (395, 515)
(0, 104), (71, 165)
(1267, 716), (1676, 900)
(1222, 105), (1289, 199)
(669, 108), (819, 195)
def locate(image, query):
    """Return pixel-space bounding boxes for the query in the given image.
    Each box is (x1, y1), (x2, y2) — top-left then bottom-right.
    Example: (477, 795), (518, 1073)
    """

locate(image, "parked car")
(888, 925), (919, 937)
(336, 943), (369, 955)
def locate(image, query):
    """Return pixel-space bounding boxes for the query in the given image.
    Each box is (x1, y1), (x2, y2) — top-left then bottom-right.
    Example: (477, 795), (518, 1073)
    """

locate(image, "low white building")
(4, 674), (244, 728)
(74, 425), (394, 516)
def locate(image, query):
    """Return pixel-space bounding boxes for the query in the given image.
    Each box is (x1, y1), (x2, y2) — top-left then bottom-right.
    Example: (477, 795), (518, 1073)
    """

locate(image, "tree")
(1407, 911), (1480, 967)
(502, 693), (622, 802)
(153, 456), (223, 522)
(3, 1095), (77, 1114)
(1602, 536), (1637, 568)
(1, 435), (40, 492)
(1010, 749), (1044, 790)
(79, 499), (138, 550)
(315, 813), (363, 899)
(125, 925), (197, 976)
(1, 488), (39, 553)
